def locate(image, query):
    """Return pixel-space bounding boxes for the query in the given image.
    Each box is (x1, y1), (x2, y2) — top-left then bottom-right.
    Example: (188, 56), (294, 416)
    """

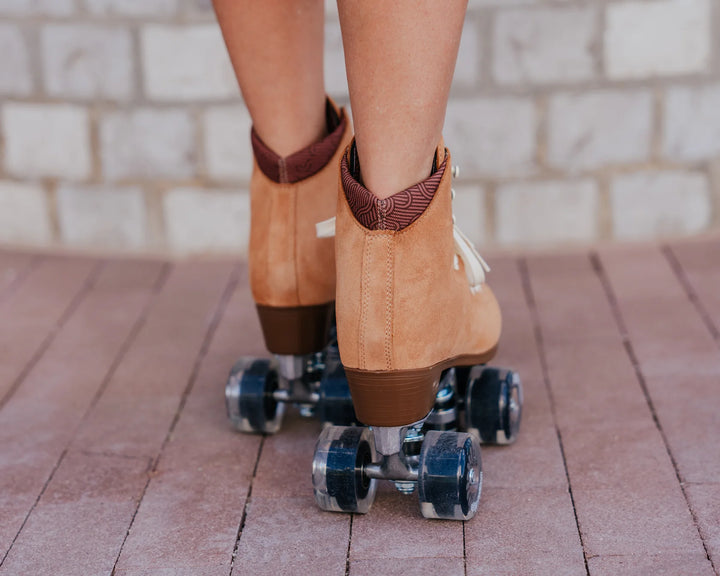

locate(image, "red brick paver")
(526, 251), (714, 572)
(0, 239), (717, 576)
(600, 244), (720, 571)
(0, 262), (233, 575)
(0, 257), (97, 405)
(464, 259), (586, 576)
(113, 268), (262, 576)
(0, 252), (37, 301)
(670, 240), (720, 570)
(0, 260), (162, 560)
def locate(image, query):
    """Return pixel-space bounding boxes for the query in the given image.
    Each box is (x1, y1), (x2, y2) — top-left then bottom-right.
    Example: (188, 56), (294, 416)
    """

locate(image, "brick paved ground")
(0, 238), (718, 576)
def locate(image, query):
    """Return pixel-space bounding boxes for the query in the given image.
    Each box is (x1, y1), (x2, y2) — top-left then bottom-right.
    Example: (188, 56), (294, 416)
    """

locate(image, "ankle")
(251, 95), (328, 158)
(353, 137), (439, 200)
(343, 141), (446, 231)
(252, 99), (347, 184)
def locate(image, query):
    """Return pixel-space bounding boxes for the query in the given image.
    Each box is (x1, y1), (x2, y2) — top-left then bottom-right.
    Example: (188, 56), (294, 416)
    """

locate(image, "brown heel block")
(344, 366), (441, 427)
(344, 348), (499, 427)
(256, 302), (334, 356)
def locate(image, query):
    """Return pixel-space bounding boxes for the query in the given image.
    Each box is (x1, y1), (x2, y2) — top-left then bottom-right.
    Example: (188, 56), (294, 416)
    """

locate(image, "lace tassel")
(452, 225), (490, 292)
(316, 217), (336, 238)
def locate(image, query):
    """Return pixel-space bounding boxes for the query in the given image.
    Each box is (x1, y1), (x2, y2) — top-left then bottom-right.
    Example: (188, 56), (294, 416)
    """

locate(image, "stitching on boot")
(378, 198), (387, 230)
(359, 235), (373, 370)
(384, 237), (394, 370)
(263, 188), (275, 299)
(278, 158), (288, 184)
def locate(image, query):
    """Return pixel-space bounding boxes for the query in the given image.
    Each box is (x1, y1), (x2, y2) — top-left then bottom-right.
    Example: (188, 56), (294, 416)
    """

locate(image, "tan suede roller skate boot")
(225, 99), (357, 434)
(312, 141), (523, 520)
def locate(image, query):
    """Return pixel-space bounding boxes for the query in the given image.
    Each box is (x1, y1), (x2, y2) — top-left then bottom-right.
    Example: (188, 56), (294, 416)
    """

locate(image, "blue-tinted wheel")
(316, 346), (357, 426)
(312, 426), (377, 514)
(418, 430), (482, 520)
(225, 358), (284, 434)
(465, 367), (522, 445)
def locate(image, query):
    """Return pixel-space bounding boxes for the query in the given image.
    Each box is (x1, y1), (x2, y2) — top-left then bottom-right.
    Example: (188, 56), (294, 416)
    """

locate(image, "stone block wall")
(0, 0), (718, 255)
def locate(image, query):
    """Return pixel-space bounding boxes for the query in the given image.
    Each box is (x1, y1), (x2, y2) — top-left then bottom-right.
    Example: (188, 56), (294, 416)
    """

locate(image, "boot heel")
(344, 366), (441, 427)
(256, 303), (334, 355)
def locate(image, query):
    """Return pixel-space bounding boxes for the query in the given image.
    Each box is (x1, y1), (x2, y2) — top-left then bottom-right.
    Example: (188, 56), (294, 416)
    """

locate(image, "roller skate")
(312, 141), (523, 520)
(225, 99), (358, 434)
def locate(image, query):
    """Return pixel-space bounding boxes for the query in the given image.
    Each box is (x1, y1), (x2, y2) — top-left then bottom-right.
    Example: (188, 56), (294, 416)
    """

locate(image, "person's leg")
(213, 0), (352, 395)
(312, 2), (513, 521)
(337, 0), (468, 199)
(212, 0), (327, 155)
(334, 4), (495, 416)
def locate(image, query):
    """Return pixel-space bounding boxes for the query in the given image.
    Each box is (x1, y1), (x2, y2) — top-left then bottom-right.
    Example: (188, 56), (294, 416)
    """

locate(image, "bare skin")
(212, 0), (327, 157)
(213, 0), (467, 199)
(338, 1), (468, 199)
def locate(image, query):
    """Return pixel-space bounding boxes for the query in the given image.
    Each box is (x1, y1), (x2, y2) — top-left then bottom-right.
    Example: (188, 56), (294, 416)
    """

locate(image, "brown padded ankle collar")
(251, 100), (347, 184)
(341, 146), (447, 231)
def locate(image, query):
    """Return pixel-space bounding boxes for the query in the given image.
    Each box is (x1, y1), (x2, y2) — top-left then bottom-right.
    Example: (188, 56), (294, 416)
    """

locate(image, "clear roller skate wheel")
(465, 367), (523, 445)
(312, 426), (377, 514)
(316, 350), (357, 427)
(418, 430), (482, 520)
(225, 358), (284, 434)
